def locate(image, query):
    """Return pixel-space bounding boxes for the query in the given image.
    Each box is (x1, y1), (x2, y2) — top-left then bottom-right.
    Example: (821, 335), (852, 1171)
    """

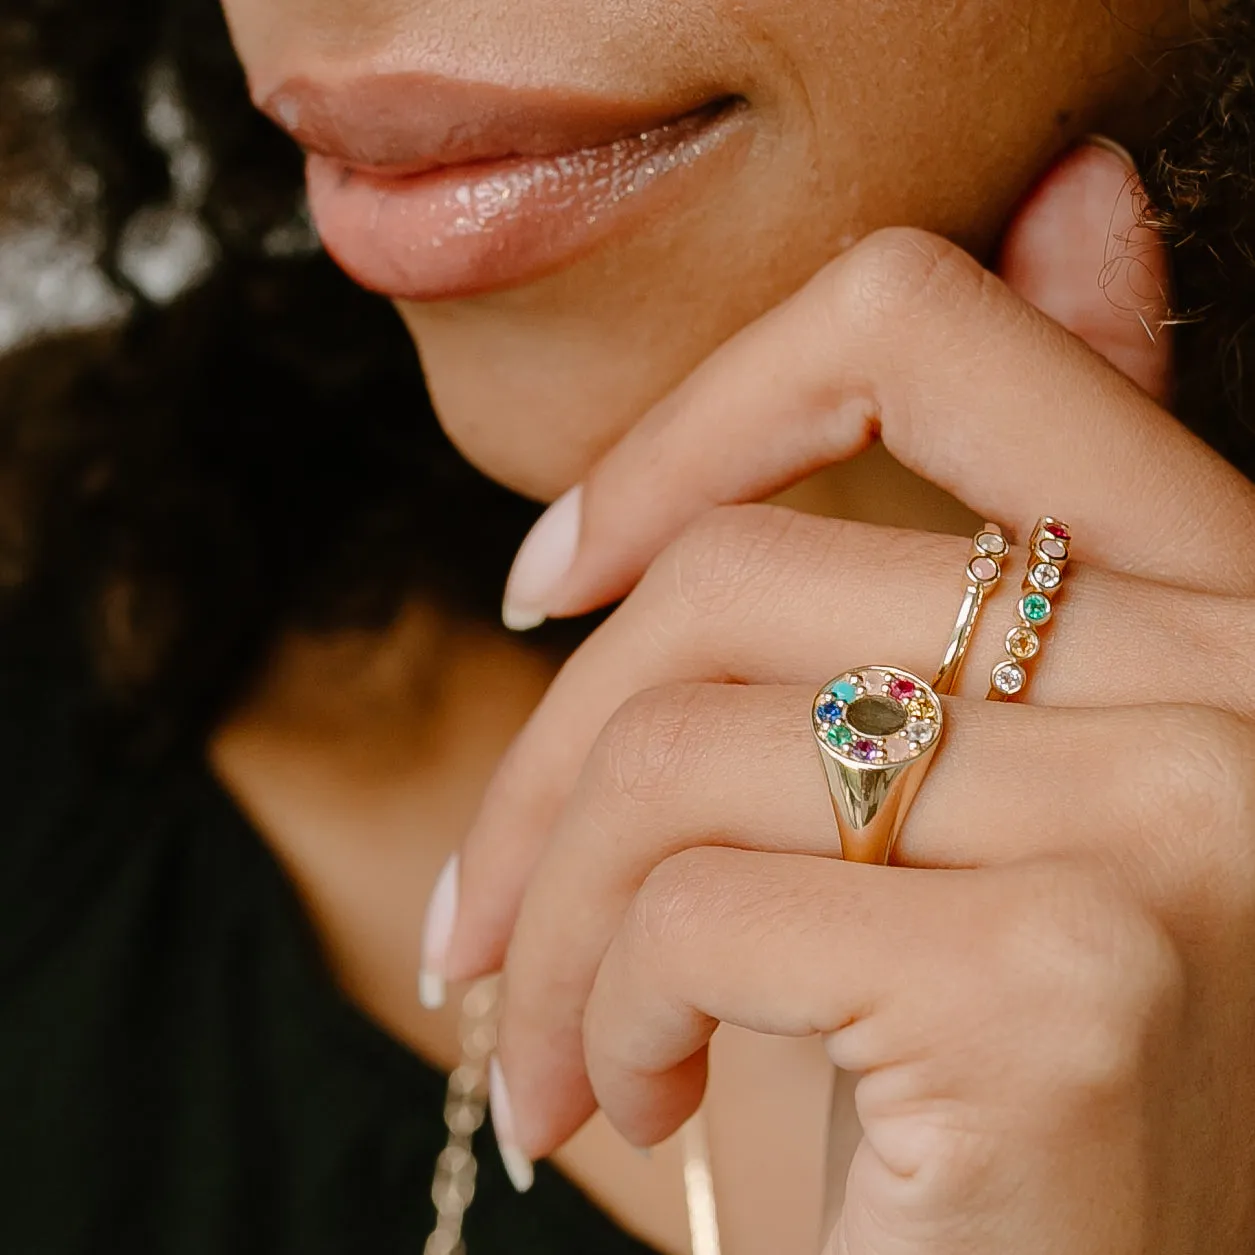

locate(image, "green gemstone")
(826, 725), (853, 747)
(1022, 593), (1051, 623)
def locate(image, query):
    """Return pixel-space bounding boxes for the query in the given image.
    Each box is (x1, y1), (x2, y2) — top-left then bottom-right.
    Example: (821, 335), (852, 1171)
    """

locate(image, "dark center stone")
(845, 695), (907, 738)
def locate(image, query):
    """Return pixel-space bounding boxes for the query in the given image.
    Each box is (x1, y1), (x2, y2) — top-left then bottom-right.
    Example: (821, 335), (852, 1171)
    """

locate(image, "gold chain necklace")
(423, 978), (722, 1255)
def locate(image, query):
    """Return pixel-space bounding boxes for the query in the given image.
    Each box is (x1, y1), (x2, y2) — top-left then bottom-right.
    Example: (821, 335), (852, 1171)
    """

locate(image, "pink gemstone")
(888, 677), (917, 703)
(861, 669), (888, 693)
(886, 737), (914, 763)
(1044, 522), (1071, 541)
(1038, 537), (1067, 561)
(969, 556), (999, 583)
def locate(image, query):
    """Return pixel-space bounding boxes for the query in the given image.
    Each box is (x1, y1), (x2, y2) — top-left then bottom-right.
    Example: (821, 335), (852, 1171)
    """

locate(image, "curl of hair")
(0, 0), (541, 754)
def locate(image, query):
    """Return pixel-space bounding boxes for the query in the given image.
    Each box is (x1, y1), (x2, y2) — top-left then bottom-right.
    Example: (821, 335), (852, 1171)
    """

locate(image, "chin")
(395, 199), (841, 503)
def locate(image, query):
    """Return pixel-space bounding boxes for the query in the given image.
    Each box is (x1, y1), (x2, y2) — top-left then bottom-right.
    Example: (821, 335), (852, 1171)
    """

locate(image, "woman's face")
(221, 0), (1188, 499)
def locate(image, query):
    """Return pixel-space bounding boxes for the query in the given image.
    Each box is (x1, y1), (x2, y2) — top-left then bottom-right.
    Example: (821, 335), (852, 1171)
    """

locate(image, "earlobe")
(997, 139), (1173, 406)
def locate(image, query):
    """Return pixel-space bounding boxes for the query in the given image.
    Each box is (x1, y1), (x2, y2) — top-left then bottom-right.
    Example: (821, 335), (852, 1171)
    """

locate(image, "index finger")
(503, 228), (1255, 626)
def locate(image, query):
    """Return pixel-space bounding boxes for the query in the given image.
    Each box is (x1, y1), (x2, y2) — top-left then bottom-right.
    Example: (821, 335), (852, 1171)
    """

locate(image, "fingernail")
(1082, 133), (1138, 174)
(489, 1056), (535, 1193)
(502, 485), (583, 632)
(417, 854), (459, 1011)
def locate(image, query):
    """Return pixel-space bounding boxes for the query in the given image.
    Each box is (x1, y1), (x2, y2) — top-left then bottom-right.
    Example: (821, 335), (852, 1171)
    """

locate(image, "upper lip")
(261, 73), (731, 177)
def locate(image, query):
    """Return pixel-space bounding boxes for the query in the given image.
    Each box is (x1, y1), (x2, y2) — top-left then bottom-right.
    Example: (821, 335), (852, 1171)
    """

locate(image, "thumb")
(997, 138), (1173, 404)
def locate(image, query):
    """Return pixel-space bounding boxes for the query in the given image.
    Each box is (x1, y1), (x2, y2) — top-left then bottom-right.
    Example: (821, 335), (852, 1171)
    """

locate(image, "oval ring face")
(813, 666), (942, 767)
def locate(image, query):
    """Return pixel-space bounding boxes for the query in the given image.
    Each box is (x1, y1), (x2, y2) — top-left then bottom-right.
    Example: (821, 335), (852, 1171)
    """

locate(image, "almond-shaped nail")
(1081, 133), (1137, 174)
(489, 1056), (535, 1193)
(502, 485), (583, 632)
(418, 854), (459, 1011)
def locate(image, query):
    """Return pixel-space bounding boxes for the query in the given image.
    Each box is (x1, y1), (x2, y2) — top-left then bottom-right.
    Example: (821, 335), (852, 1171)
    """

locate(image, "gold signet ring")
(811, 666), (943, 865)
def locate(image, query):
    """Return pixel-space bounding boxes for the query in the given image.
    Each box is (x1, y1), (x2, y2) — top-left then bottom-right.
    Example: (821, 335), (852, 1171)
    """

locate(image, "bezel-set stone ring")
(812, 666), (944, 865)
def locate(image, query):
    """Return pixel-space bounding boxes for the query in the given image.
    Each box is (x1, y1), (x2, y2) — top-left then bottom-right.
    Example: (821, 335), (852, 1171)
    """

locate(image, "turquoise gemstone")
(832, 681), (858, 704)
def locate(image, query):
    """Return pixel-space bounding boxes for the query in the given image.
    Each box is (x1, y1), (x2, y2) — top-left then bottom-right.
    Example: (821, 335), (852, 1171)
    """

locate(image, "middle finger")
(449, 508), (1247, 978)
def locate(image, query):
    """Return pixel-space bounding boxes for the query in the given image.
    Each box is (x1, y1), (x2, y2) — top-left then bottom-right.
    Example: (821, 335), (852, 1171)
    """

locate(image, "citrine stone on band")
(813, 666), (943, 865)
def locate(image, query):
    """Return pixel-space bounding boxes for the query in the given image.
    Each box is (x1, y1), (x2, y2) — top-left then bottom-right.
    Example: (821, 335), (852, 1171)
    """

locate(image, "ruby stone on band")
(813, 666), (944, 865)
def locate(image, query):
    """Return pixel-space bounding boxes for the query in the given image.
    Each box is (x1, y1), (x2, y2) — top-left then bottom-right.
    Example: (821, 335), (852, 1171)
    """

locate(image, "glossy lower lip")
(304, 99), (748, 301)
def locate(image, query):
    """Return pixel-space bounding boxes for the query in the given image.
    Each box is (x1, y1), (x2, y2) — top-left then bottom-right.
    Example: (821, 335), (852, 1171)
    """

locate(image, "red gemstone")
(888, 678), (916, 703)
(1043, 522), (1071, 541)
(853, 739), (879, 760)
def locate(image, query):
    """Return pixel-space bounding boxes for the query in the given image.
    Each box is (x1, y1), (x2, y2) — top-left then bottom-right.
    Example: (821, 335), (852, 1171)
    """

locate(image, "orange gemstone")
(1007, 627), (1039, 660)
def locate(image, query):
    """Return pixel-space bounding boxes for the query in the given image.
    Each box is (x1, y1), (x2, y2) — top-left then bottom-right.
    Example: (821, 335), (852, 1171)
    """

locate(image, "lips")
(261, 74), (748, 301)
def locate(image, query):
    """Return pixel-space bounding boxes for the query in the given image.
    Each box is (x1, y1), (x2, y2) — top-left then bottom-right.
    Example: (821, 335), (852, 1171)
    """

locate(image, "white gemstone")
(905, 719), (937, 745)
(1031, 562), (1062, 590)
(976, 532), (1008, 556)
(992, 662), (1026, 695)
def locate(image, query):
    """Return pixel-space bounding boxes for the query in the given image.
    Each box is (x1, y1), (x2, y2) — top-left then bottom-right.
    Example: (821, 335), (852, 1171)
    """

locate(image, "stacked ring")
(932, 524), (1009, 696)
(813, 521), (1014, 864)
(987, 516), (1073, 701)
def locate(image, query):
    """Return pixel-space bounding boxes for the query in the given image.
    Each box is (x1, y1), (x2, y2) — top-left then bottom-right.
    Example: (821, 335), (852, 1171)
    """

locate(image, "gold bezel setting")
(813, 666), (943, 766)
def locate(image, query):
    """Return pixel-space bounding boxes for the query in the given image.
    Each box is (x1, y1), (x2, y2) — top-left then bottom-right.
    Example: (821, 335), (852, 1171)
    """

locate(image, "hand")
(427, 143), (1255, 1252)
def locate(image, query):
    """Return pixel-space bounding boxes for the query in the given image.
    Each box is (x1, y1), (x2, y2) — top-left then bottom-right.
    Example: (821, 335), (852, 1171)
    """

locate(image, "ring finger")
(495, 685), (1239, 1157)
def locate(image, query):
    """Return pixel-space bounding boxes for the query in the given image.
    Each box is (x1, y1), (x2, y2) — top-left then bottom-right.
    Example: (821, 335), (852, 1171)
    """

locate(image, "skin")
(221, 0), (1190, 496)
(210, 1), (1255, 1252)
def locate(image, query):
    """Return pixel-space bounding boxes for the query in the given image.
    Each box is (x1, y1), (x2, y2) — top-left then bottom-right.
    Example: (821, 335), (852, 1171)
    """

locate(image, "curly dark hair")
(0, 0), (1253, 755)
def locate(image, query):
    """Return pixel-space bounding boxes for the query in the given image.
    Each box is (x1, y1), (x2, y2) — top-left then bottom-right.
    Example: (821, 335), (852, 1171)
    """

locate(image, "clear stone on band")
(1031, 562), (1062, 590)
(992, 662), (1026, 695)
(905, 719), (937, 745)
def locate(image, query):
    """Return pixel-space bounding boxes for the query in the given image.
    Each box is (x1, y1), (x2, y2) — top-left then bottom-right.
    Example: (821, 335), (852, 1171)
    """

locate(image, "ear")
(997, 140), (1173, 406)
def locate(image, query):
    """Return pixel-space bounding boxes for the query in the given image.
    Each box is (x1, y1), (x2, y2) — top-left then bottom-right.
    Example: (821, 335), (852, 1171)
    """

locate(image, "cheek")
(400, 0), (1182, 501)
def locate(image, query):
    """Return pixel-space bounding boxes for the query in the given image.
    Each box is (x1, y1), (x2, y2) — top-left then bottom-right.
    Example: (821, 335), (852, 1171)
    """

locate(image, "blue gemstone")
(816, 700), (843, 724)
(832, 681), (858, 704)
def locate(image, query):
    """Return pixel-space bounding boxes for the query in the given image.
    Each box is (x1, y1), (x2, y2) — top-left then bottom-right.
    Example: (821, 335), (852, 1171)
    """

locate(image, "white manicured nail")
(502, 486), (583, 632)
(417, 854), (459, 1011)
(489, 1056), (535, 1193)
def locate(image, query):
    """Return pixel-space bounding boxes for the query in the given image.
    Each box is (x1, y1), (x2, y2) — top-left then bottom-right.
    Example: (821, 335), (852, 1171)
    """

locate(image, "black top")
(0, 597), (655, 1255)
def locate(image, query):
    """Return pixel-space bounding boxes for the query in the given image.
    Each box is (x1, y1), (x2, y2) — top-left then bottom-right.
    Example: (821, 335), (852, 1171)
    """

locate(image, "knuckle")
(831, 227), (987, 337)
(628, 847), (722, 955)
(1180, 593), (1255, 711)
(590, 684), (709, 811)
(661, 503), (808, 623)
(1146, 707), (1255, 876)
(992, 868), (1182, 1098)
